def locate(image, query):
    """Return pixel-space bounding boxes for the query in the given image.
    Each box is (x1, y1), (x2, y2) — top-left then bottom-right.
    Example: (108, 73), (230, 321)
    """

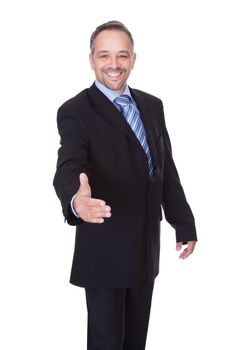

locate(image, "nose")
(109, 55), (119, 68)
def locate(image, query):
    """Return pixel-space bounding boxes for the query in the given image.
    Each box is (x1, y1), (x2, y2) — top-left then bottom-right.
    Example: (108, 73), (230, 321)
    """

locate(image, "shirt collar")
(94, 80), (132, 103)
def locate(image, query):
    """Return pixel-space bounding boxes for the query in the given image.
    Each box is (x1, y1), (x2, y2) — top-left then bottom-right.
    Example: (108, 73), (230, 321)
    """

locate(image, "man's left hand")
(176, 241), (197, 259)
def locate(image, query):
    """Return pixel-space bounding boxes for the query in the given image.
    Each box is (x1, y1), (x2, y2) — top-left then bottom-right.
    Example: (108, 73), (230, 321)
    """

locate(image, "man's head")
(89, 21), (136, 94)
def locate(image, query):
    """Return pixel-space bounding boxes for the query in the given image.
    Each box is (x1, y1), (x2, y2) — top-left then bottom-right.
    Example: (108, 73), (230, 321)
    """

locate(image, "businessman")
(53, 20), (197, 350)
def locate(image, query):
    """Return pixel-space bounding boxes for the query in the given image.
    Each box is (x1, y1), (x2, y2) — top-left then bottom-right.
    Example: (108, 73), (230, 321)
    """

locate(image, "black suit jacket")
(53, 83), (197, 288)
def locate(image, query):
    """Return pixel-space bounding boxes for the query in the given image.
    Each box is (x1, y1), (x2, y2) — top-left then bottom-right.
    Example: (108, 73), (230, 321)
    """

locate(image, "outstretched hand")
(73, 173), (111, 223)
(176, 241), (196, 259)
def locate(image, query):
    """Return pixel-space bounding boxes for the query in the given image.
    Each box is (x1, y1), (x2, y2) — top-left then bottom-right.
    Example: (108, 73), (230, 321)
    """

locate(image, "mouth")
(104, 71), (123, 79)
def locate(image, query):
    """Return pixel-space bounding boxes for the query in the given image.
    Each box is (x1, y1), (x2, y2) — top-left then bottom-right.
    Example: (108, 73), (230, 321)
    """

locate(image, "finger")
(83, 211), (110, 223)
(179, 244), (195, 259)
(85, 198), (108, 208)
(176, 242), (183, 251)
(80, 172), (89, 185)
(79, 173), (91, 197)
(188, 241), (196, 253)
(77, 197), (107, 209)
(82, 208), (111, 220)
(91, 209), (112, 218)
(85, 217), (105, 224)
(179, 249), (191, 259)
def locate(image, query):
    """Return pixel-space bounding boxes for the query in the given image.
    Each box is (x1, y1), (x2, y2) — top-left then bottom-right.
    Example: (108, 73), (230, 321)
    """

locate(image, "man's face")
(89, 30), (136, 94)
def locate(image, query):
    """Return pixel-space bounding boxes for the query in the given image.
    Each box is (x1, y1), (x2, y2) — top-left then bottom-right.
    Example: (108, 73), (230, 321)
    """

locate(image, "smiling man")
(89, 29), (136, 93)
(53, 20), (197, 350)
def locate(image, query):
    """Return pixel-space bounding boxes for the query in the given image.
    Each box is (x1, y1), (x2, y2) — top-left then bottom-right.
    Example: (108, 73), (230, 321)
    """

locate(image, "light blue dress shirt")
(95, 80), (134, 107)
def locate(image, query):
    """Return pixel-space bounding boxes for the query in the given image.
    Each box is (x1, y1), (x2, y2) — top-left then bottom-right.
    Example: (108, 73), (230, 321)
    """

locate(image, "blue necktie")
(114, 95), (154, 178)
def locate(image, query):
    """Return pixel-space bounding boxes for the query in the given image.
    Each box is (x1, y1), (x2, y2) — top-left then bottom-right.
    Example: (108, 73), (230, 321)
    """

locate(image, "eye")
(119, 55), (128, 59)
(99, 55), (108, 59)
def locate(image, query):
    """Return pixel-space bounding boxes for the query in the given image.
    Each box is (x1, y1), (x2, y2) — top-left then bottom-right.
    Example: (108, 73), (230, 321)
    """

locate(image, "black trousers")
(85, 279), (154, 350)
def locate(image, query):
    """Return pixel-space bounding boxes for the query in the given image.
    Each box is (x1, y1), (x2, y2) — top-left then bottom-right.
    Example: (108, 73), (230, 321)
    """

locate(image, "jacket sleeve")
(53, 103), (90, 225)
(160, 102), (197, 243)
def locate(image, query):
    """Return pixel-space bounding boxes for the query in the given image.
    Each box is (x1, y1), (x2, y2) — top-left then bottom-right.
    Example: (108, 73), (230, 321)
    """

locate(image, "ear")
(132, 52), (136, 68)
(89, 53), (94, 70)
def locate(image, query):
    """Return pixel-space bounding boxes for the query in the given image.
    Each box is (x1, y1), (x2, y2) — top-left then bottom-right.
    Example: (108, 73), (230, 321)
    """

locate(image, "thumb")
(79, 172), (91, 197)
(176, 242), (183, 251)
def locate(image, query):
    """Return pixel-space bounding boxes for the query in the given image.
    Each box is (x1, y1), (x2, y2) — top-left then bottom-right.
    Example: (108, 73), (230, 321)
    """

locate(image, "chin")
(107, 81), (125, 92)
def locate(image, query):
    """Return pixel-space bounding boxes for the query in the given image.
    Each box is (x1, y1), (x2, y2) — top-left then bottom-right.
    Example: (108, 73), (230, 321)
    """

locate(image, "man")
(53, 20), (197, 350)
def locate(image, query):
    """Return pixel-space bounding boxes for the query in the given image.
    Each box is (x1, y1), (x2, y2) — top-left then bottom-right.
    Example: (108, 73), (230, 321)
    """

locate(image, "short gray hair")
(90, 20), (134, 54)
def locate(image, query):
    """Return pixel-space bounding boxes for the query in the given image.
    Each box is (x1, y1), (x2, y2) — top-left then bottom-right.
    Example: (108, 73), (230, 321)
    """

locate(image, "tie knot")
(114, 95), (132, 109)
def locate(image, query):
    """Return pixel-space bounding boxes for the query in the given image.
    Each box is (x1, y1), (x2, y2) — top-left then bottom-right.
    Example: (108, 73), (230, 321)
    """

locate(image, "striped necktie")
(114, 95), (154, 178)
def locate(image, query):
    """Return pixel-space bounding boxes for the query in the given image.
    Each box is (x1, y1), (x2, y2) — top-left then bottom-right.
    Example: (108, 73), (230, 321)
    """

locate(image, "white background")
(1, 0), (232, 349)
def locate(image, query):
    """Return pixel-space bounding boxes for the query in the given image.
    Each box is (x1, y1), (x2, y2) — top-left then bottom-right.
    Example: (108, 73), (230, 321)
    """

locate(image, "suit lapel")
(87, 83), (161, 174)
(88, 84), (146, 153)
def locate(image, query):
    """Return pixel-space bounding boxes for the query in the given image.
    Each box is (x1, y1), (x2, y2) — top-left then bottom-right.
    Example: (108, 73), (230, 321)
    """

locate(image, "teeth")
(106, 72), (121, 77)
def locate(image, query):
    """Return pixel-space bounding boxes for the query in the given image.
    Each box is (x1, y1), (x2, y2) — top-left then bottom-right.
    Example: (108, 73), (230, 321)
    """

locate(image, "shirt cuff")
(70, 194), (80, 218)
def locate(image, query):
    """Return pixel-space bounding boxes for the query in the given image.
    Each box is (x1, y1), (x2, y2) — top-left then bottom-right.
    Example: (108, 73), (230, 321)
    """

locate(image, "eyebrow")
(96, 50), (130, 55)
